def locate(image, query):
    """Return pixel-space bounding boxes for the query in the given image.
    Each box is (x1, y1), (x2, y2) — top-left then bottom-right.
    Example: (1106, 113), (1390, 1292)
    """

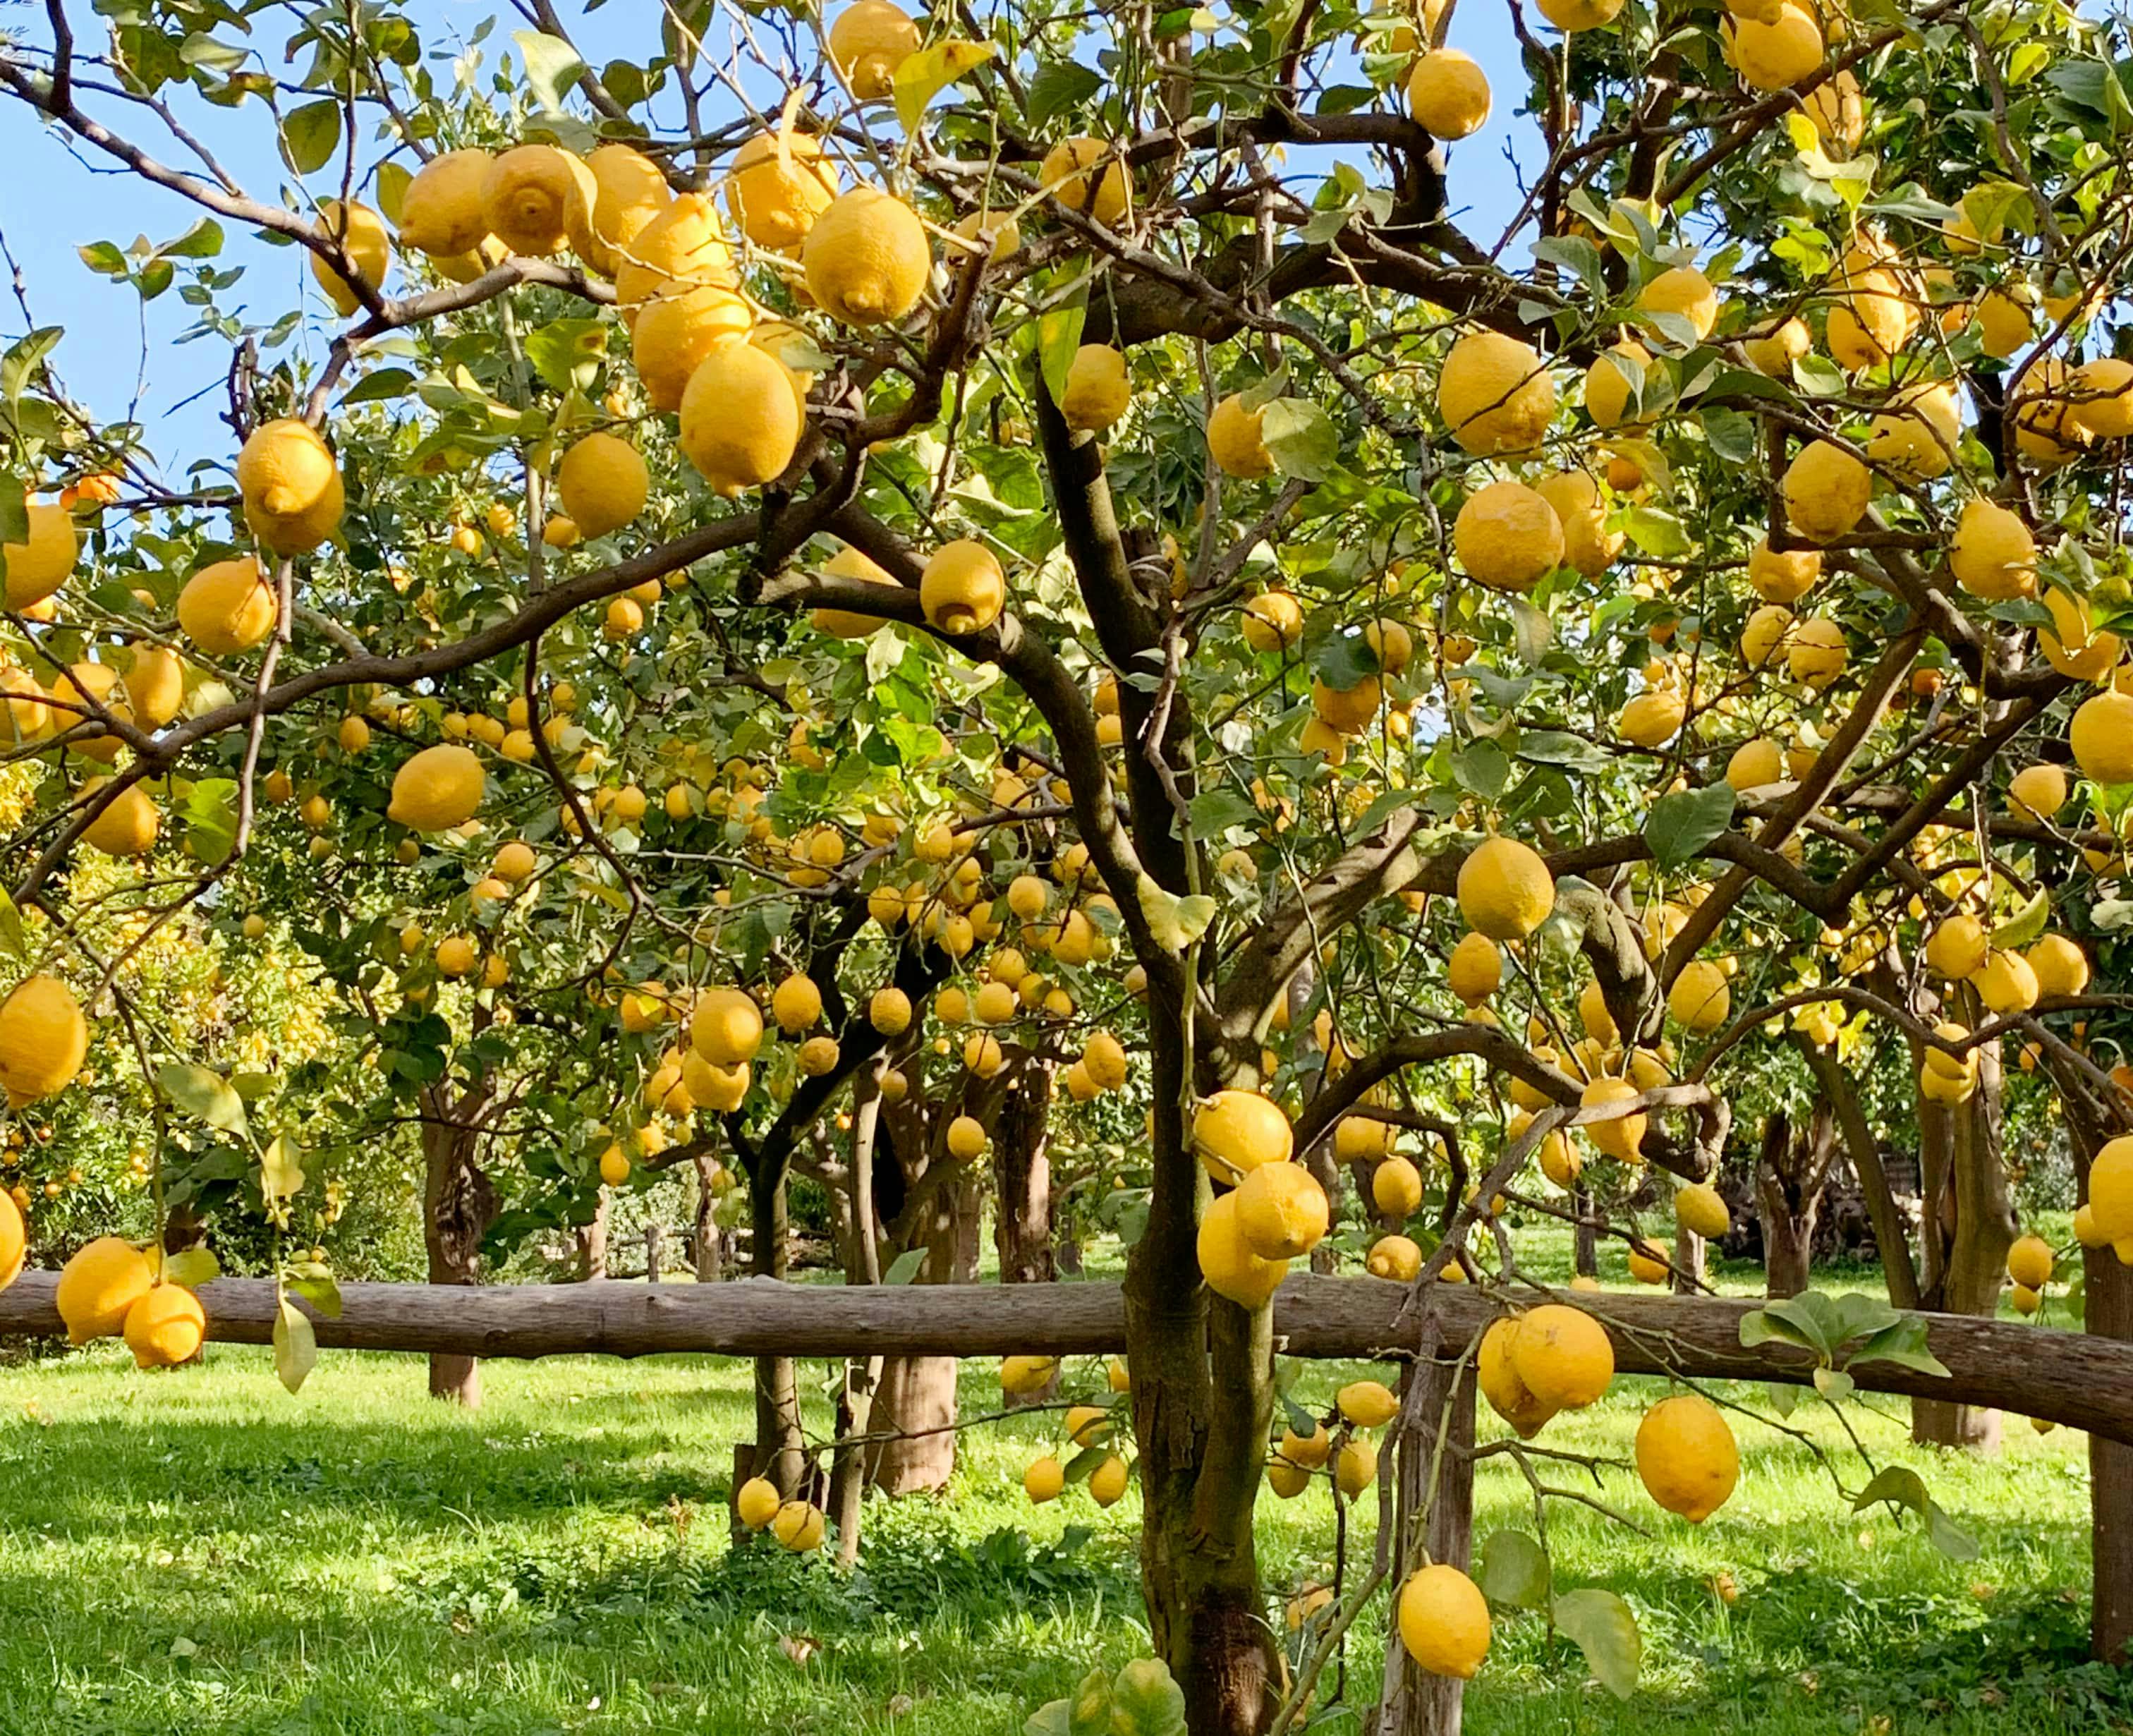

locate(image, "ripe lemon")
(1535, 470), (1622, 576)
(772, 1499), (826, 1550)
(1089, 1453), (1130, 1507)
(1734, 1), (1823, 90)
(1740, 314), (1811, 375)
(1406, 49), (1491, 139)
(585, 142), (672, 263)
(1193, 1088), (1294, 1179)
(1454, 480), (1564, 591)
(387, 743), (485, 830)
(555, 433), (648, 540)
(1727, 737), (1785, 791)
(1457, 836), (1555, 940)
(1479, 1316), (1556, 1437)
(0, 974), (87, 1104)
(632, 284), (753, 411)
(1668, 960), (1731, 1033)
(1864, 381), (1959, 480)
(1619, 689), (1686, 748)
(1949, 499), (2034, 601)
(1001, 1354), (1057, 1395)
(802, 186), (930, 326)
(2007, 761), (2067, 820)
(2007, 1232), (2053, 1289)
(736, 1475), (782, 1529)
(1781, 440), (1868, 543)
(2011, 354), (2091, 468)
(0, 1188), (23, 1289)
(1974, 947), (2039, 1016)
(1974, 284), (2035, 359)
(1675, 1182), (1731, 1240)
(1787, 616), (1847, 688)
(2027, 934), (2089, 998)
(614, 193), (737, 312)
(310, 200), (390, 316)
(1023, 1455), (1066, 1503)
(771, 974), (822, 1032)
(1827, 269), (1917, 371)
(121, 647), (184, 730)
(1040, 137), (1129, 224)
(1208, 393), (1275, 477)
(396, 149), (496, 257)
(1583, 339), (1651, 430)
(50, 662), (127, 762)
(726, 130), (841, 251)
(1438, 331), (1555, 454)
(482, 144), (595, 257)
(1061, 344), (1131, 433)
(1398, 1564), (1490, 1678)
(678, 338), (804, 496)
(1636, 1393), (1739, 1520)
(238, 418), (343, 555)
(2040, 586), (2120, 683)
(56, 1236), (153, 1342)
(2094, 1137), (2133, 1242)
(1082, 1029), (1129, 1088)
(1198, 1188), (1289, 1307)
(1746, 536), (1818, 603)
(1509, 1303), (1614, 1409)
(2070, 356), (2133, 440)
(1447, 930), (1502, 1004)
(828, 0), (920, 99)
(1338, 1378), (1399, 1427)
(1311, 674), (1381, 735)
(810, 546), (900, 637)
(1804, 67), (1865, 147)
(1367, 1233), (1423, 1280)
(947, 1114), (988, 1160)
(920, 539), (1006, 635)
(1536, 0), (1624, 28)
(123, 1283), (207, 1368)
(868, 986), (912, 1035)
(2072, 691), (2133, 785)
(1372, 1154), (1423, 1218)
(798, 1034), (840, 1076)
(1, 498), (78, 610)
(1581, 1076), (1646, 1161)
(1639, 265), (1718, 342)
(1334, 1437), (1378, 1497)
(79, 778), (160, 858)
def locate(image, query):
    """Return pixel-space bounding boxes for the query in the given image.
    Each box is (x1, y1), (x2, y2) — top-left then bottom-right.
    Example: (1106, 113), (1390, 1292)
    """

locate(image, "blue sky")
(0, 0), (1534, 474)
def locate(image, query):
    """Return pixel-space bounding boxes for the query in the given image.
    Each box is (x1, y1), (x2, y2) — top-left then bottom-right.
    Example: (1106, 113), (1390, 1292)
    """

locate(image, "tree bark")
(1383, 1356), (1476, 1736)
(1803, 1042), (1920, 1309)
(692, 1155), (723, 1282)
(992, 1059), (1057, 1286)
(746, 1167), (806, 1494)
(575, 1192), (609, 1282)
(1572, 1183), (1598, 1278)
(830, 1074), (887, 1560)
(419, 1088), (496, 1408)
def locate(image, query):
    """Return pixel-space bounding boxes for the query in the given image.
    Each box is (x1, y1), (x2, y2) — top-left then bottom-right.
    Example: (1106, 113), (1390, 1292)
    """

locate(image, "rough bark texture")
(1386, 1359), (1476, 1736)
(575, 1193), (609, 1282)
(992, 1059), (1057, 1287)
(419, 1087), (497, 1408)
(1756, 1106), (1837, 1300)
(1804, 1043), (1921, 1309)
(746, 1171), (807, 1494)
(693, 1157), (724, 1282)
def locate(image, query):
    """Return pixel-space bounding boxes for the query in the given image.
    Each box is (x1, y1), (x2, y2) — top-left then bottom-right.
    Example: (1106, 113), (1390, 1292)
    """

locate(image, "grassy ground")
(0, 1232), (2124, 1735)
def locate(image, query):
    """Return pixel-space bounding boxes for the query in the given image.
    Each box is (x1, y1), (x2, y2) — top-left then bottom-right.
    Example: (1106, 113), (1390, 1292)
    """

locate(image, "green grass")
(0, 1238), (2123, 1735)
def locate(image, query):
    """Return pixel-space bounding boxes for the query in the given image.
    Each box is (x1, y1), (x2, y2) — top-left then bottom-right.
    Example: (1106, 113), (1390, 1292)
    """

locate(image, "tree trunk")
(1912, 1044), (2015, 1452)
(420, 1091), (496, 1408)
(1804, 1042), (1921, 1309)
(645, 1221), (664, 1283)
(1756, 1105), (1837, 1300)
(868, 1165), (969, 1494)
(992, 1059), (1057, 1286)
(1572, 1183), (1598, 1278)
(746, 1168), (806, 1494)
(693, 1156), (722, 1282)
(830, 1076), (887, 1560)
(1672, 1222), (1706, 1294)
(576, 1192), (609, 1282)
(1380, 1356), (1476, 1736)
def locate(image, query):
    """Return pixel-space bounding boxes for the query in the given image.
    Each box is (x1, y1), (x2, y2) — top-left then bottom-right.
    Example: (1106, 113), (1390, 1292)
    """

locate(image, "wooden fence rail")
(4, 1270), (2130, 1444)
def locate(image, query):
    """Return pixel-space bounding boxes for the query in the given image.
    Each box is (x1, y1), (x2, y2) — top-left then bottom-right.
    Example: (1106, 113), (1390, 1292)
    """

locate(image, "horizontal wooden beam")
(4, 1270), (2127, 1444)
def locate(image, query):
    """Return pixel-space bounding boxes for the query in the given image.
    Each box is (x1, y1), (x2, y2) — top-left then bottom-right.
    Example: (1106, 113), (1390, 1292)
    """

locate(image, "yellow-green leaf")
(893, 40), (995, 132)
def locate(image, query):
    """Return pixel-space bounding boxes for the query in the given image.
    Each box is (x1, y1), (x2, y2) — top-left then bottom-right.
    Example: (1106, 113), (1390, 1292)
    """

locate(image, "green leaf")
(157, 1062), (248, 1134)
(512, 30), (587, 112)
(1452, 738), (1511, 799)
(1025, 61), (1103, 130)
(1552, 1588), (1641, 1699)
(284, 1259), (343, 1318)
(340, 368), (417, 406)
(260, 1134), (307, 1204)
(0, 885), (24, 961)
(280, 99), (343, 177)
(273, 1294), (317, 1395)
(159, 219), (225, 260)
(1313, 631), (1379, 689)
(882, 1246), (928, 1285)
(1510, 598), (1555, 663)
(1477, 1529), (1551, 1609)
(1701, 406), (1756, 466)
(1813, 1366), (1854, 1401)
(1107, 1659), (1186, 1736)
(76, 241), (128, 278)
(1024, 1702), (1073, 1736)
(1851, 1315), (1952, 1377)
(892, 39), (995, 131)
(1791, 353), (1849, 397)
(1624, 504), (1693, 559)
(3, 329), (63, 421)
(1260, 398), (1339, 482)
(1067, 1667), (1112, 1736)
(1852, 1465), (1979, 1559)
(523, 318), (610, 394)
(1038, 292), (1088, 408)
(162, 1246), (221, 1288)
(1752, 1289), (1850, 1359)
(1643, 783), (1736, 870)
(1992, 887), (2051, 951)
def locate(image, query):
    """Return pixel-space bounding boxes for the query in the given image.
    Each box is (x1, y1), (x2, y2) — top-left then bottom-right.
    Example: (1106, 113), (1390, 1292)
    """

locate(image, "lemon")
(770, 973), (822, 1033)
(1746, 536), (1818, 603)
(2007, 1233), (2053, 1289)
(920, 538), (1006, 635)
(631, 284), (753, 412)
(1454, 480), (1564, 591)
(1827, 269), (1916, 370)
(954, 207), (1023, 263)
(771, 1499), (826, 1550)
(1371, 1154), (1423, 1218)
(725, 130), (840, 251)
(810, 546), (899, 636)
(121, 647), (184, 730)
(79, 778), (160, 857)
(493, 840), (537, 883)
(2027, 934), (2089, 998)
(798, 1034), (840, 1075)
(1727, 737), (1785, 790)
(1208, 393), (1275, 477)
(1865, 380), (1959, 479)
(1478, 1316), (1557, 1436)
(2094, 1137), (2133, 1242)
(678, 338), (804, 496)
(585, 142), (672, 265)
(828, 0), (920, 99)
(396, 150), (495, 257)
(2070, 356), (2133, 440)
(1974, 284), (2034, 359)
(1786, 615), (1848, 688)
(1366, 1234), (1422, 1280)
(614, 193), (736, 313)
(735, 1476), (782, 1529)
(1457, 836), (1555, 940)
(1337, 1378), (1399, 1427)
(1438, 330), (1555, 454)
(1973, 947), (2038, 1016)
(1089, 1453), (1130, 1507)
(1581, 1075), (1646, 1161)
(2012, 354), (2091, 467)
(1192, 1089), (1293, 1179)
(1921, 907), (1983, 977)
(0, 1189), (23, 1289)
(1406, 49), (1491, 139)
(51, 662), (126, 762)
(1668, 959), (1731, 1033)
(1619, 689), (1686, 748)
(1582, 339), (1651, 430)
(1023, 1454), (1066, 1503)
(1398, 1565), (1491, 1677)
(482, 145), (595, 257)
(1311, 674), (1381, 736)
(1, 498), (78, 610)
(56, 1237), (153, 1342)
(1061, 345), (1131, 432)
(1001, 1354), (1057, 1395)
(1740, 312), (1811, 375)
(1447, 930), (1502, 1004)
(947, 1115), (988, 1160)
(1781, 440), (1869, 543)
(2041, 586), (2120, 682)
(0, 974), (88, 1105)
(555, 433), (648, 540)
(1198, 1188), (1289, 1307)
(178, 555), (279, 656)
(1946, 498), (2033, 600)
(1334, 1437), (1378, 1497)
(1536, 0), (1624, 27)
(1534, 470), (1622, 576)
(1040, 137), (1129, 223)
(1639, 265), (1718, 341)
(1636, 1393), (1739, 1520)
(1510, 1303), (1614, 1408)
(1675, 1183), (1731, 1240)
(2072, 691), (2133, 785)
(803, 186), (930, 326)
(123, 1283), (207, 1368)
(387, 743), (485, 831)
(238, 418), (343, 555)
(310, 200), (390, 316)
(1804, 68), (1865, 147)
(1734, 2), (1823, 90)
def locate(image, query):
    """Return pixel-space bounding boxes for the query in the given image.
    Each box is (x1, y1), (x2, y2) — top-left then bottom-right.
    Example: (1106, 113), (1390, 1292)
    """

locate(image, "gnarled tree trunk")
(418, 1084), (497, 1408)
(1756, 1105), (1837, 1300)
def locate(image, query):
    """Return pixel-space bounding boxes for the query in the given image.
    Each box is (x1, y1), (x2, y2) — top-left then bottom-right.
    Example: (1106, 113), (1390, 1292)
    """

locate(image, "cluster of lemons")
(48, 1236), (207, 1370)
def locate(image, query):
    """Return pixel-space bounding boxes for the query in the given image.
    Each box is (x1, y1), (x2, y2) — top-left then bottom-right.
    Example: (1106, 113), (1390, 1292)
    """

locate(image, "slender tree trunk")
(1572, 1183), (1598, 1278)
(746, 1168), (806, 1494)
(692, 1156), (722, 1282)
(576, 1193), (609, 1281)
(1672, 1222), (1706, 1294)
(420, 1091), (496, 1408)
(1913, 1046), (2015, 1452)
(831, 1076), (887, 1560)
(1382, 1357), (1476, 1736)
(866, 1168), (968, 1493)
(992, 1059), (1057, 1285)
(1804, 1043), (1920, 1308)
(644, 1221), (663, 1282)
